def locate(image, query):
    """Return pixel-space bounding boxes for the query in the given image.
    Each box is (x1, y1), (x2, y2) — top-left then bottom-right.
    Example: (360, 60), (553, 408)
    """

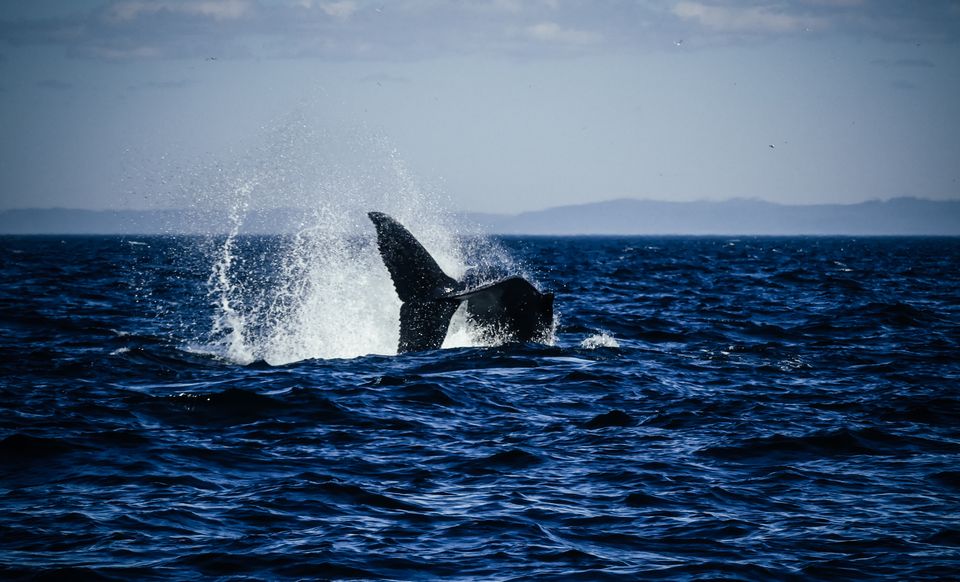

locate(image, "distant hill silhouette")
(466, 198), (960, 235)
(0, 208), (306, 235)
(1, 198), (958, 235)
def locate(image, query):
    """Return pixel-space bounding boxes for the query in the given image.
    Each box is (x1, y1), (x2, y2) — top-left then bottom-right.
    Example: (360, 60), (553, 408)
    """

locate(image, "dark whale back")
(453, 277), (554, 344)
(368, 212), (553, 353)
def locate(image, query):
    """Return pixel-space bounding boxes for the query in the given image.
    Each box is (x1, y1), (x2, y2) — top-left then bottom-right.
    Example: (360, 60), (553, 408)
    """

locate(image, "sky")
(1, 0), (959, 214)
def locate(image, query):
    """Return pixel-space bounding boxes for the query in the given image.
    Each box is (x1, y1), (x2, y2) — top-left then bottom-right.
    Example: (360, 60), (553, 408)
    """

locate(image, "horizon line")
(1, 195), (958, 215)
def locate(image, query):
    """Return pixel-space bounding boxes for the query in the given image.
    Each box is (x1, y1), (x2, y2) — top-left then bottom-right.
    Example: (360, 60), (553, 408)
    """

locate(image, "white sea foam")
(580, 332), (620, 349)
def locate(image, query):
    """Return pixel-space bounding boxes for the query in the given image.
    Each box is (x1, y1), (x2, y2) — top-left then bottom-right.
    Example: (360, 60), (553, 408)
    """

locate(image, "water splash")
(181, 117), (526, 365)
(253, 208), (404, 363)
(580, 332), (620, 349)
(205, 181), (256, 364)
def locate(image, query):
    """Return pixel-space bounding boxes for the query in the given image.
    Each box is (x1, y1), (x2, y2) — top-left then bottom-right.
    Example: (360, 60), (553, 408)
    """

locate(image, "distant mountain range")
(0, 208), (306, 236)
(466, 197), (960, 235)
(1, 197), (958, 235)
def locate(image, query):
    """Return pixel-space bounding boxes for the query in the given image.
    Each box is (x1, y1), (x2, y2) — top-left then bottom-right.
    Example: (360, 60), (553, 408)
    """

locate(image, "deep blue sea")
(1, 234), (959, 580)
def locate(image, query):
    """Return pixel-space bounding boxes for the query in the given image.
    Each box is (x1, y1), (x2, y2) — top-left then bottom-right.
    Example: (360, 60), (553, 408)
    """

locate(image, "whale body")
(368, 212), (554, 353)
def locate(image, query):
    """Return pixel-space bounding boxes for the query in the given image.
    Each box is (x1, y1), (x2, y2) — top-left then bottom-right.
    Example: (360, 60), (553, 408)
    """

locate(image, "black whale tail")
(368, 211), (555, 353)
(368, 212), (460, 352)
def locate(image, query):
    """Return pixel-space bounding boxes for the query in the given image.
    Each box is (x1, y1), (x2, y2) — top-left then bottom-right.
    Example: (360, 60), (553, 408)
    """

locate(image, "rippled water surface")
(1, 235), (959, 580)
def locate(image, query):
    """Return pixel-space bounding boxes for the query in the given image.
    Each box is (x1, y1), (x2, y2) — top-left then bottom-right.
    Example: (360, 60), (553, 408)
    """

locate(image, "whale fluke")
(368, 211), (457, 302)
(368, 212), (554, 353)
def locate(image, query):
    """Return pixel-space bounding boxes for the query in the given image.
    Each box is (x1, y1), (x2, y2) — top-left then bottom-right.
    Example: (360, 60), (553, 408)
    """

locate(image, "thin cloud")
(88, 46), (164, 60)
(672, 1), (827, 35)
(892, 58), (935, 68)
(799, 0), (865, 7)
(36, 79), (73, 90)
(0, 0), (958, 61)
(127, 78), (197, 91)
(871, 57), (936, 69)
(319, 1), (358, 19)
(358, 72), (411, 85)
(525, 21), (600, 45)
(106, 0), (252, 23)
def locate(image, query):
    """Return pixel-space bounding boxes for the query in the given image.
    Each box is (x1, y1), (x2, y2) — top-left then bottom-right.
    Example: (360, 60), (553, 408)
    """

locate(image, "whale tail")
(368, 211), (554, 353)
(367, 212), (457, 303)
(368, 212), (459, 352)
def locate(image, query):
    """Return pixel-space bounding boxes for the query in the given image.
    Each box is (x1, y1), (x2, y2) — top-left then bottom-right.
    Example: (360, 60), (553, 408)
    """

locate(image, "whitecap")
(580, 332), (620, 349)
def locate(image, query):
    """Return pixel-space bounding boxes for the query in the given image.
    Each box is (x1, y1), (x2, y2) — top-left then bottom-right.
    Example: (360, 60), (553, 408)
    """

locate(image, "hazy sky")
(1, 0), (959, 214)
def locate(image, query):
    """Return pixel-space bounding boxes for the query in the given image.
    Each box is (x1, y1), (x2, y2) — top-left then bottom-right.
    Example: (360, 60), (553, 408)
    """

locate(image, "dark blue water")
(1, 235), (959, 580)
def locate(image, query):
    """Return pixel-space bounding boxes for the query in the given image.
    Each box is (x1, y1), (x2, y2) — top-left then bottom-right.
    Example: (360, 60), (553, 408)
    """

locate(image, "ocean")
(1, 233), (958, 580)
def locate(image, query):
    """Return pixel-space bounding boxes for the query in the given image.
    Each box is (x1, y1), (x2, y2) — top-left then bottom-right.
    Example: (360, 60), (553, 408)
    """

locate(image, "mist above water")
(169, 115), (526, 364)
